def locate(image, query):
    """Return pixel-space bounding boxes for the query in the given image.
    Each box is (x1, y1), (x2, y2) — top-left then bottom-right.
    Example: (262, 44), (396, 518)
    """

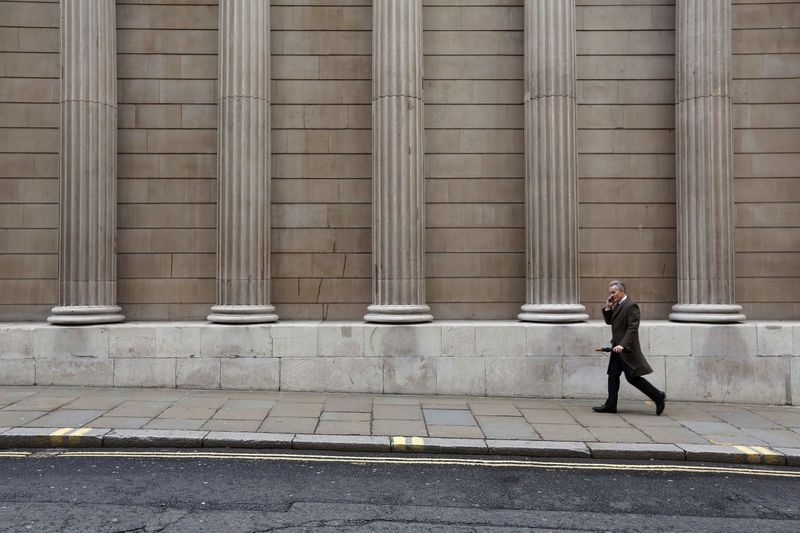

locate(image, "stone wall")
(1, 321), (797, 405)
(0, 0), (798, 321)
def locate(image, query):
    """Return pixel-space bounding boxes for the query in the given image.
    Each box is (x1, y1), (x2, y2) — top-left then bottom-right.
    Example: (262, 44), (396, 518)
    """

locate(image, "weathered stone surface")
(679, 444), (785, 465)
(156, 325), (203, 358)
(317, 323), (365, 357)
(0, 327), (33, 359)
(365, 324), (441, 357)
(200, 325), (271, 358)
(646, 322), (692, 356)
(485, 356), (562, 398)
(104, 429), (206, 448)
(36, 359), (114, 387)
(0, 360), (35, 385)
(114, 358), (176, 388)
(220, 358), (279, 390)
(588, 442), (684, 460)
(487, 440), (590, 458)
(281, 357), (383, 393)
(690, 324), (758, 357)
(526, 323), (604, 356)
(475, 324), (525, 357)
(176, 358), (220, 389)
(203, 431), (293, 449)
(383, 356), (437, 394)
(293, 434), (390, 452)
(33, 327), (109, 359)
(757, 323), (794, 356)
(441, 323), (476, 356)
(272, 323), (318, 357)
(666, 356), (788, 404)
(436, 357), (485, 395)
(109, 326), (156, 358)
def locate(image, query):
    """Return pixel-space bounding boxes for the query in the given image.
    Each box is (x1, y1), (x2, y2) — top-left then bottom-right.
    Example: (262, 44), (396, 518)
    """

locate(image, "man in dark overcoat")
(593, 280), (666, 415)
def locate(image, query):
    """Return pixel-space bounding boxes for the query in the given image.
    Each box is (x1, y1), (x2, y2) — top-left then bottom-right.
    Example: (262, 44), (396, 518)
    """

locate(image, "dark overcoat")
(601, 298), (653, 377)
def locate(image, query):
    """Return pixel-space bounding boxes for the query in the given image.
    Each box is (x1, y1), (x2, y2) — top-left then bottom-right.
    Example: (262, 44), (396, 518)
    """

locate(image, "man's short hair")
(608, 280), (626, 292)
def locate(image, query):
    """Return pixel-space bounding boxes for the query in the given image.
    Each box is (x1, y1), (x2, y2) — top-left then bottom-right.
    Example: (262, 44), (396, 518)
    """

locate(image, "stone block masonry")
(1, 321), (797, 405)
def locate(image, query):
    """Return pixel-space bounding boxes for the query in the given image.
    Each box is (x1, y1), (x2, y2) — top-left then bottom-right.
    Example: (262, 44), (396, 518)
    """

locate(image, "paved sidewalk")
(1, 386), (799, 465)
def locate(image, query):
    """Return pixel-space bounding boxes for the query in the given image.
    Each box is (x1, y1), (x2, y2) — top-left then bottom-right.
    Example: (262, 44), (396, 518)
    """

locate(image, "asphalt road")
(1, 449), (799, 532)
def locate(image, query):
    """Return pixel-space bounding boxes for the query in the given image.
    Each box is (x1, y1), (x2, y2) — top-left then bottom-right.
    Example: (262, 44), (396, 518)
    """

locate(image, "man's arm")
(602, 306), (613, 325)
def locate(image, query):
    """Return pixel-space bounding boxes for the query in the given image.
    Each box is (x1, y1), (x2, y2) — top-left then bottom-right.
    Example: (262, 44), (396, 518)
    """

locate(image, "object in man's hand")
(595, 346), (631, 353)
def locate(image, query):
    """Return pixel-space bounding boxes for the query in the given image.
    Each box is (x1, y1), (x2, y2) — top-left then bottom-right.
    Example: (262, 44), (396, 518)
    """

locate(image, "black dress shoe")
(592, 404), (617, 413)
(655, 392), (666, 416)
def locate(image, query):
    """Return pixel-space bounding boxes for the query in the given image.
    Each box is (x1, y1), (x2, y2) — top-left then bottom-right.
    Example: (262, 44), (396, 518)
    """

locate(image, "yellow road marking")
(392, 436), (425, 451)
(69, 428), (92, 437)
(0, 451), (30, 458)
(50, 428), (74, 437)
(54, 450), (800, 479)
(734, 445), (783, 465)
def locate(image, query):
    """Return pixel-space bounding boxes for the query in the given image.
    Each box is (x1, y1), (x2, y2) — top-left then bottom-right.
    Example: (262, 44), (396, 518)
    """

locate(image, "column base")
(518, 304), (588, 323)
(669, 304), (745, 323)
(364, 304), (433, 324)
(208, 305), (279, 324)
(48, 305), (125, 325)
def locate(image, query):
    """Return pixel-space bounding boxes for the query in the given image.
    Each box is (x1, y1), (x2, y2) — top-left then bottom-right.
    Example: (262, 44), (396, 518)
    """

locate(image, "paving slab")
(475, 416), (539, 440)
(315, 421), (371, 435)
(324, 397), (373, 412)
(259, 416), (318, 434)
(201, 419), (262, 432)
(269, 402), (323, 418)
(373, 404), (423, 420)
(520, 409), (577, 425)
(0, 411), (47, 426)
(144, 418), (206, 431)
(638, 426), (710, 445)
(63, 396), (127, 410)
(427, 425), (485, 439)
(105, 401), (171, 418)
(742, 428), (800, 448)
(24, 410), (106, 428)
(320, 411), (371, 422)
(588, 443), (685, 461)
(373, 419), (427, 436)
(487, 440), (590, 458)
(158, 406), (217, 420)
(533, 423), (596, 442)
(5, 396), (76, 411)
(293, 435), (391, 452)
(90, 416), (150, 429)
(587, 427), (652, 443)
(203, 431), (293, 449)
(0, 427), (109, 448)
(104, 429), (207, 448)
(423, 409), (477, 426)
(469, 403), (521, 416)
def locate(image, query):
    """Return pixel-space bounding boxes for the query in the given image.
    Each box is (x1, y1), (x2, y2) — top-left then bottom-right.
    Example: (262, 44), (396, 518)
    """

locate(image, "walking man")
(593, 280), (666, 415)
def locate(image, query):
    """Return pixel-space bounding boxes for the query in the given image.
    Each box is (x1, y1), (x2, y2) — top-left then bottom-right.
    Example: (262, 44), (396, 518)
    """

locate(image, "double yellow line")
(54, 450), (800, 479)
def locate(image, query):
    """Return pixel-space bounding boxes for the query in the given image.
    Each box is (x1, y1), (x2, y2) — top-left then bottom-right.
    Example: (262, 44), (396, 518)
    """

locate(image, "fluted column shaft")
(670, 0), (744, 323)
(49, 0), (123, 325)
(518, 0), (587, 323)
(365, 0), (432, 323)
(208, 0), (278, 324)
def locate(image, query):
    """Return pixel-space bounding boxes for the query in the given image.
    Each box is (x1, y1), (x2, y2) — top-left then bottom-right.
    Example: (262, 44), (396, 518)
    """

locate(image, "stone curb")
(0, 428), (796, 466)
(587, 443), (685, 461)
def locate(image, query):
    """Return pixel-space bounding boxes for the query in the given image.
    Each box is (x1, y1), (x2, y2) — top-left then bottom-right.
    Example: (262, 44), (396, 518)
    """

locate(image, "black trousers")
(606, 354), (661, 408)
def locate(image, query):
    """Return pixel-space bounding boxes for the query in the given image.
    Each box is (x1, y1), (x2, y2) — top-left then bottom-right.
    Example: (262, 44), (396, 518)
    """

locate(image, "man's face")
(608, 286), (623, 304)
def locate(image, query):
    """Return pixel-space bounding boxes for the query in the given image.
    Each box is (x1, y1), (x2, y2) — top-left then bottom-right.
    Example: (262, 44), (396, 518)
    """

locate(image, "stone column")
(670, 0), (745, 323)
(518, 0), (588, 323)
(208, 0), (278, 324)
(48, 0), (124, 325)
(364, 0), (432, 324)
